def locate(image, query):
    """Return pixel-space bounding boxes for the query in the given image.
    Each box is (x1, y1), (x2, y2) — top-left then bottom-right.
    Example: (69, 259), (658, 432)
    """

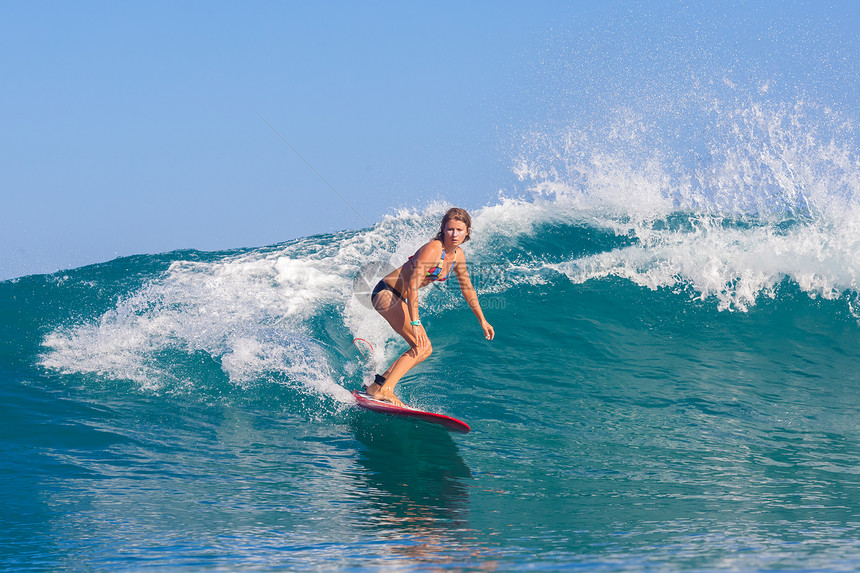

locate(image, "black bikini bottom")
(371, 280), (406, 303)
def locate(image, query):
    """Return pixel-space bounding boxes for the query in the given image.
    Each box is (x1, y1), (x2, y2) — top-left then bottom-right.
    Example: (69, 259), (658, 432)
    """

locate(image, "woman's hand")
(481, 321), (495, 341)
(413, 323), (430, 349)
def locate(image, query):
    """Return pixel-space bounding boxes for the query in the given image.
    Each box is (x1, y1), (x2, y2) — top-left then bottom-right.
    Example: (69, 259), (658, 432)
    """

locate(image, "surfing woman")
(366, 207), (495, 406)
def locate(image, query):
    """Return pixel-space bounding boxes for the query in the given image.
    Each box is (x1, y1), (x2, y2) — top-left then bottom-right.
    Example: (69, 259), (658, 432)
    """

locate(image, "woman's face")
(442, 219), (468, 248)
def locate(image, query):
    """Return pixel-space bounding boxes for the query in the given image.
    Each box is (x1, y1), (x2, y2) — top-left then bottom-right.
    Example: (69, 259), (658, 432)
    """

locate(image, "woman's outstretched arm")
(453, 252), (495, 340)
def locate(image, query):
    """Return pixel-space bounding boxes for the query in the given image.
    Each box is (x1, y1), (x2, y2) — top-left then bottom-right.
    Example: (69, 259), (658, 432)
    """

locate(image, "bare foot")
(366, 383), (406, 407)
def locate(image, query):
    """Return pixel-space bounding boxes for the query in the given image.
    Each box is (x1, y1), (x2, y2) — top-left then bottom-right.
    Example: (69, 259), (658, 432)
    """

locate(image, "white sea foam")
(510, 93), (860, 312)
(41, 251), (356, 398)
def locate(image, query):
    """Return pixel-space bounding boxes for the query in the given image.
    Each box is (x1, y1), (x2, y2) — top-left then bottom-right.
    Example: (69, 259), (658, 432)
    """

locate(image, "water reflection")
(349, 412), (480, 565)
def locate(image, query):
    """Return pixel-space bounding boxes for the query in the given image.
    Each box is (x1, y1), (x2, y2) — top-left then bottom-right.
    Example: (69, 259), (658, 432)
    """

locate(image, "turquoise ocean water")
(3, 96), (860, 571)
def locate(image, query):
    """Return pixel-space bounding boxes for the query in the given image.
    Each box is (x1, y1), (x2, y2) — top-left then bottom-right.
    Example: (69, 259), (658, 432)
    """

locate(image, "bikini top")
(409, 246), (457, 282)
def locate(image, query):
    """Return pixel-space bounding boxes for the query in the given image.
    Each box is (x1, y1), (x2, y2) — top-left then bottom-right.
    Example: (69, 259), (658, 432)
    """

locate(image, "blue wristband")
(410, 320), (421, 326)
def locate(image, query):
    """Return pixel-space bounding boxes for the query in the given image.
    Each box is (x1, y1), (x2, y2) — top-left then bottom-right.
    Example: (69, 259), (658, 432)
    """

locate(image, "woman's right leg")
(368, 290), (432, 406)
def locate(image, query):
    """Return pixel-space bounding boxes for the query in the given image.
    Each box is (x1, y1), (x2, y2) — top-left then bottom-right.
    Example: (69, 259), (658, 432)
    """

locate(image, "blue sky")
(2, 1), (857, 280)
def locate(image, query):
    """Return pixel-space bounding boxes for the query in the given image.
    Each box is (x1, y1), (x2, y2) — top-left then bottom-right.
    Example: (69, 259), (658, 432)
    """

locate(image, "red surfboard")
(351, 390), (471, 434)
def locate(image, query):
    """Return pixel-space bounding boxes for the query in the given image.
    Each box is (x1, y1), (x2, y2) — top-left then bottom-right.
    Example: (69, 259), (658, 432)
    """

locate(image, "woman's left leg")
(368, 290), (432, 406)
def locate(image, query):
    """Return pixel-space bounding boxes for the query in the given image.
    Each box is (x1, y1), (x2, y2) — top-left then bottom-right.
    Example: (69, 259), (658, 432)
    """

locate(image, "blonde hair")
(434, 207), (472, 243)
